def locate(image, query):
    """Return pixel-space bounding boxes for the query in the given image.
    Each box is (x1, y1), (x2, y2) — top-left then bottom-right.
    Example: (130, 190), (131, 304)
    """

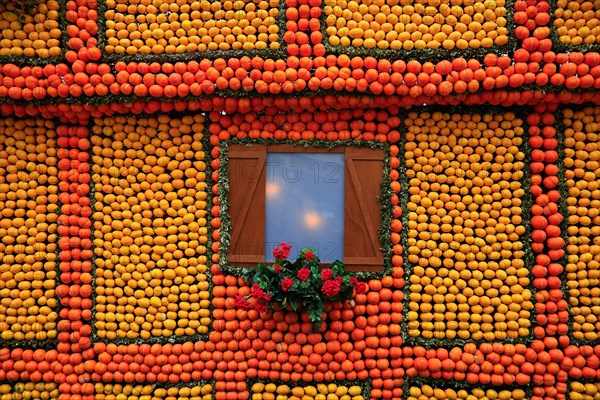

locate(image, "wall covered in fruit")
(0, 1), (600, 400)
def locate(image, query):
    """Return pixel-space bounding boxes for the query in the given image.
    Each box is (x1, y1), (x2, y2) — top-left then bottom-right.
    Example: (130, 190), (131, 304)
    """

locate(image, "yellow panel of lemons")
(562, 106), (600, 342)
(91, 114), (211, 341)
(408, 385), (526, 400)
(252, 383), (363, 400)
(404, 111), (533, 343)
(570, 382), (600, 400)
(96, 383), (213, 400)
(0, 382), (58, 400)
(0, 117), (59, 342)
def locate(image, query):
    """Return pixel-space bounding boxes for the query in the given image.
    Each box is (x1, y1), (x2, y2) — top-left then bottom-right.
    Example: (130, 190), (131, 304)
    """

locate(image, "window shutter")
(227, 144), (266, 266)
(344, 147), (385, 271)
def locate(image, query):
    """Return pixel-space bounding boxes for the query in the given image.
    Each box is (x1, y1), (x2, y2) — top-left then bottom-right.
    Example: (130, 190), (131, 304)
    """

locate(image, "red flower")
(281, 278), (295, 292)
(350, 277), (366, 293)
(304, 251), (315, 260)
(297, 268), (311, 281)
(355, 282), (367, 294)
(273, 243), (291, 260)
(274, 264), (282, 274)
(251, 284), (271, 301)
(251, 284), (263, 297)
(255, 301), (268, 313)
(234, 295), (251, 310)
(322, 279), (341, 298)
(321, 269), (333, 281)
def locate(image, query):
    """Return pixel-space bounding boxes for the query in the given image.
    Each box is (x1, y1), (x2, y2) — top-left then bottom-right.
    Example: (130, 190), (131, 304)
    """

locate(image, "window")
(226, 144), (384, 271)
(265, 151), (345, 263)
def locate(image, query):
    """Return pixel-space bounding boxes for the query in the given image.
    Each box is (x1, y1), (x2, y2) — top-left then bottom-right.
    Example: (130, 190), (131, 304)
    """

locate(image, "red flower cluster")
(297, 267), (311, 281)
(281, 277), (295, 292)
(234, 295), (251, 309)
(322, 277), (342, 298)
(351, 277), (368, 294)
(235, 284), (272, 313)
(254, 301), (268, 313)
(240, 244), (359, 327)
(251, 284), (271, 301)
(357, 282), (367, 293)
(273, 242), (291, 260)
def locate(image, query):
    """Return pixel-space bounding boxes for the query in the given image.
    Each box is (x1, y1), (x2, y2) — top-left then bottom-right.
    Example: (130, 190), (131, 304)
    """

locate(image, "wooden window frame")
(226, 143), (385, 272)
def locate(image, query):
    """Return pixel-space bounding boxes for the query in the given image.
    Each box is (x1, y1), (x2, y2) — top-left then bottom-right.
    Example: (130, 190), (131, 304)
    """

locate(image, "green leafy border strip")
(0, 88), (415, 108)
(0, 0), (68, 67)
(95, 0), (288, 64)
(402, 377), (533, 400)
(319, 0), (517, 63)
(398, 105), (536, 348)
(88, 112), (213, 345)
(213, 136), (395, 283)
(0, 117), (63, 350)
(555, 103), (600, 348)
(547, 0), (600, 55)
(247, 378), (372, 400)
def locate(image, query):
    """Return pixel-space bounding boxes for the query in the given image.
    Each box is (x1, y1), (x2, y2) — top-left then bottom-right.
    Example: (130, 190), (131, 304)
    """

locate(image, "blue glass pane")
(265, 153), (344, 263)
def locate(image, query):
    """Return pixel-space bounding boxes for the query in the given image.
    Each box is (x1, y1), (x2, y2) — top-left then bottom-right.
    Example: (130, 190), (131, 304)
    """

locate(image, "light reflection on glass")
(265, 152), (344, 263)
(303, 211), (322, 230)
(266, 182), (280, 198)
